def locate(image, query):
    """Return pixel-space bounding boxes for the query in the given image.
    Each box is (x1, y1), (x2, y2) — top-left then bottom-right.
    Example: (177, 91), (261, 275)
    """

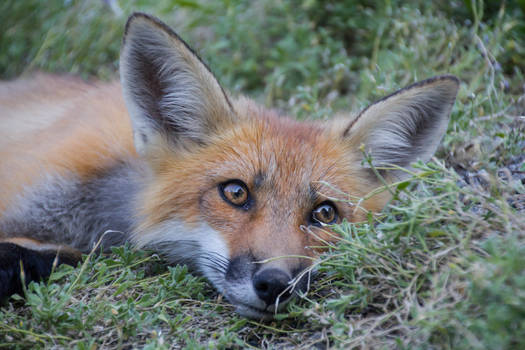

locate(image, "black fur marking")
(253, 171), (266, 190)
(0, 243), (80, 300)
(309, 184), (320, 203)
(226, 254), (256, 282)
(141, 132), (148, 144)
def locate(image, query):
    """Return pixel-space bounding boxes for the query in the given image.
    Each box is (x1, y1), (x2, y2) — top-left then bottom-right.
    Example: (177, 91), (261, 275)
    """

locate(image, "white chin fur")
(233, 298), (292, 319)
(224, 281), (292, 319)
(235, 305), (275, 320)
(132, 220), (293, 318)
(131, 220), (230, 293)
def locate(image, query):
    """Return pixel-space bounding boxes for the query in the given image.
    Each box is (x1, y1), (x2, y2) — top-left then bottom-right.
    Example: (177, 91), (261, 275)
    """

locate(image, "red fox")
(0, 13), (459, 318)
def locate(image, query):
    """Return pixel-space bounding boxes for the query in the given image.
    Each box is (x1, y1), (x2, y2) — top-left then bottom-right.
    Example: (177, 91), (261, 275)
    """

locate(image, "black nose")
(252, 268), (292, 305)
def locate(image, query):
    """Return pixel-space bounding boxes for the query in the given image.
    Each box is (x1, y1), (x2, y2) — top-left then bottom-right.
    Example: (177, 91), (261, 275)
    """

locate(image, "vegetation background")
(1, 0), (524, 348)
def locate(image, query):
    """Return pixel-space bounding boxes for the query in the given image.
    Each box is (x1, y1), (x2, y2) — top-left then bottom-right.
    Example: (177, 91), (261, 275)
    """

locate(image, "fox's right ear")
(342, 75), (459, 179)
(120, 13), (235, 156)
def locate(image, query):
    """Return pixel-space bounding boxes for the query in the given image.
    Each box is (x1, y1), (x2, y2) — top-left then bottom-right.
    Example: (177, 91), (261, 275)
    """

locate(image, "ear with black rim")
(344, 75), (459, 177)
(120, 13), (235, 156)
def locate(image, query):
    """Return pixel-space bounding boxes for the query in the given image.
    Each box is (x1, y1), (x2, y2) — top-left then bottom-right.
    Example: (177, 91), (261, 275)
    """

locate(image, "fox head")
(119, 13), (459, 318)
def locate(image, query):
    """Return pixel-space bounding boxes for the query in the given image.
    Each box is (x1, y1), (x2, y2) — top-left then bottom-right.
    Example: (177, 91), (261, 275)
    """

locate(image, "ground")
(1, 0), (524, 349)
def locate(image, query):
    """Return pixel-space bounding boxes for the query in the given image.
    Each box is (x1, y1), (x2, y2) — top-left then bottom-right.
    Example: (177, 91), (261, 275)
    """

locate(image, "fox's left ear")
(343, 76), (459, 177)
(120, 13), (235, 156)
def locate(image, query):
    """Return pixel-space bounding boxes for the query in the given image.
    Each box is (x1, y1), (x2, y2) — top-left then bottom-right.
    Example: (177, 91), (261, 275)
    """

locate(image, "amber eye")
(220, 180), (250, 208)
(311, 202), (338, 225)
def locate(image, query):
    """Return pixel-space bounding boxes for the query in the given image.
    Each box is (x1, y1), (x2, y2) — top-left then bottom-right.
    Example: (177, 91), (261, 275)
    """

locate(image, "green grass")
(1, 0), (524, 348)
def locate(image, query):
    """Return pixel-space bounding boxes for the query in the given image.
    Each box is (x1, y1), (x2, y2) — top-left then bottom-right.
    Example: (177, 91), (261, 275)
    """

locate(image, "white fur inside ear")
(346, 77), (459, 172)
(119, 15), (233, 155)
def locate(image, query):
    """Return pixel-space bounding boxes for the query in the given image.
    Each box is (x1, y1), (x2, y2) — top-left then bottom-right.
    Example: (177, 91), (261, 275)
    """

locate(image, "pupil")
(313, 204), (335, 224)
(233, 187), (243, 198)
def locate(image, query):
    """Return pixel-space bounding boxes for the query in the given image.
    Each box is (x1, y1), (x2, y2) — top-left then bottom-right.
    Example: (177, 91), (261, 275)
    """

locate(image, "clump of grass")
(302, 159), (524, 348)
(1, 0), (524, 348)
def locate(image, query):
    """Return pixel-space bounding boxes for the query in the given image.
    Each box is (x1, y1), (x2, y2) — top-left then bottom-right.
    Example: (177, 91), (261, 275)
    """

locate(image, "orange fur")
(0, 74), (389, 254)
(135, 98), (389, 259)
(0, 74), (135, 212)
(0, 13), (457, 318)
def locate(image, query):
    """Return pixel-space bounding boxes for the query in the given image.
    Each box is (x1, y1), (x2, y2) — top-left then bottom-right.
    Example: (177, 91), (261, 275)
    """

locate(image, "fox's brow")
(309, 184), (320, 203)
(253, 171), (265, 189)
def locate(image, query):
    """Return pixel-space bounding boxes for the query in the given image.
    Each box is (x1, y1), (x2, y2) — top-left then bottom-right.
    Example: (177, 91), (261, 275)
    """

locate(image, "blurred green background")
(1, 0), (524, 112)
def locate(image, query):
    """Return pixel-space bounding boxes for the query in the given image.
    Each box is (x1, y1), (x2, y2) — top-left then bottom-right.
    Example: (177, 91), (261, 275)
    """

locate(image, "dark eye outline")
(309, 201), (338, 226)
(218, 180), (252, 210)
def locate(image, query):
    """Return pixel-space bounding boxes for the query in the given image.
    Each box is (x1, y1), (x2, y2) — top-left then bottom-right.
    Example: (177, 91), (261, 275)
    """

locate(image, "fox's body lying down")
(0, 13), (459, 318)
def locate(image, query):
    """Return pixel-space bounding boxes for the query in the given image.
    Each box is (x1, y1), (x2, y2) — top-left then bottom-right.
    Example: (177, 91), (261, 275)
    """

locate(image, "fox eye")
(311, 202), (338, 225)
(220, 180), (250, 208)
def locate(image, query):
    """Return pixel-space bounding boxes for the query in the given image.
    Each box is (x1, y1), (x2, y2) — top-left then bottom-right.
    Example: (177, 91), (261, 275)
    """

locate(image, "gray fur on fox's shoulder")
(0, 160), (145, 252)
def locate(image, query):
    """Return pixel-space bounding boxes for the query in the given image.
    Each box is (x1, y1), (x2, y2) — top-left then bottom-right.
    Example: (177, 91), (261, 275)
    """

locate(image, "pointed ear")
(343, 75), (459, 176)
(119, 13), (235, 156)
